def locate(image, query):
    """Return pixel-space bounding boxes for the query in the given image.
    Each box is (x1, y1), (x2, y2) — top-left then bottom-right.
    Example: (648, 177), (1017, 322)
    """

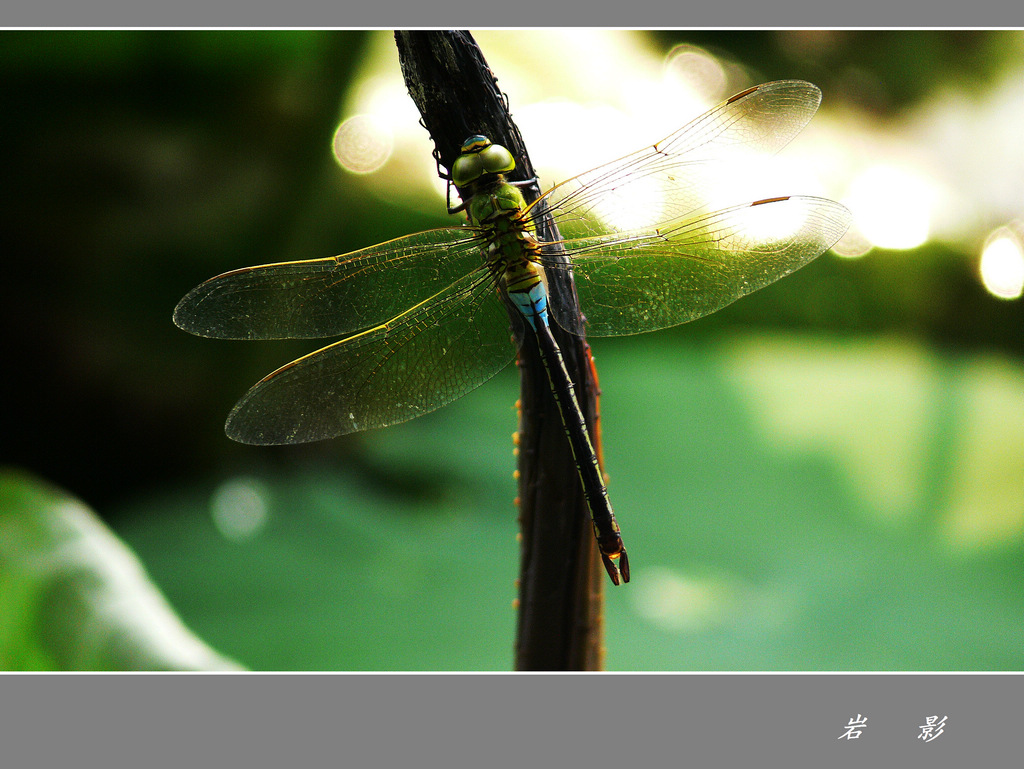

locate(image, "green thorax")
(466, 178), (528, 229)
(452, 135), (540, 271)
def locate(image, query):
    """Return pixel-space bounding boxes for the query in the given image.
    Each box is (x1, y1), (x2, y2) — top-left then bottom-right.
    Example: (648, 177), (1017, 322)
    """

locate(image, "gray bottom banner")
(1, 674), (1018, 767)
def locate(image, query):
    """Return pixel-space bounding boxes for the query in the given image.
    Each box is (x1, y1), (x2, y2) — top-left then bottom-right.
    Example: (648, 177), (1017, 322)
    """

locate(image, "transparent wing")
(518, 81), (848, 335)
(552, 195), (851, 336)
(173, 227), (486, 340)
(223, 266), (515, 444)
(533, 80), (824, 240)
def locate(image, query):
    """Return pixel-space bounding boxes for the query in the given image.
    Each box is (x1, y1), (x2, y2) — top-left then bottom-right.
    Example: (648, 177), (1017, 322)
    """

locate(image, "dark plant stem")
(395, 30), (607, 670)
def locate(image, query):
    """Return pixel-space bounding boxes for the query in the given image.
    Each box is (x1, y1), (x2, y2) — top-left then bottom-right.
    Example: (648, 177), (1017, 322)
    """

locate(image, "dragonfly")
(174, 80), (851, 586)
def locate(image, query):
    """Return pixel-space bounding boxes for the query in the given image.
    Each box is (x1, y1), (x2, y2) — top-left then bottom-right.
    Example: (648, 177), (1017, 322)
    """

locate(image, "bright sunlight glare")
(703, 154), (825, 214)
(741, 197), (810, 242)
(843, 164), (936, 250)
(590, 173), (667, 232)
(516, 99), (635, 186)
(980, 227), (1024, 299)
(353, 74), (422, 128)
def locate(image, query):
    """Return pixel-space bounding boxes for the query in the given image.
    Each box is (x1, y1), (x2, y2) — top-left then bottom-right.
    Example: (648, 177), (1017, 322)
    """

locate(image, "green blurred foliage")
(0, 469), (241, 670)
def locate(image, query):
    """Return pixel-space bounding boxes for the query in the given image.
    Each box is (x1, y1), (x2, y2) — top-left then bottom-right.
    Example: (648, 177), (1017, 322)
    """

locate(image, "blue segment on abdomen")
(509, 281), (550, 331)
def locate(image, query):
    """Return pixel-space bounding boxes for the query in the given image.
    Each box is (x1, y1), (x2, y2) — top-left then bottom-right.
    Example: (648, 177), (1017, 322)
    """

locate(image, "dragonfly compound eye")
(452, 136), (516, 187)
(478, 143), (515, 176)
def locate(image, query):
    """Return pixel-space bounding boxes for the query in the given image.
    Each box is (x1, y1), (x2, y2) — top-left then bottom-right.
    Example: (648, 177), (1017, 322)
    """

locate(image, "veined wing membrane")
(548, 195), (851, 336)
(533, 80), (824, 240)
(173, 227), (486, 340)
(224, 264), (515, 444)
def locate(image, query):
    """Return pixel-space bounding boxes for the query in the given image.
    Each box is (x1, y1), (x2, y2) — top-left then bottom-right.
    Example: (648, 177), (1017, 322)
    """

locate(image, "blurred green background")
(2, 30), (1023, 670)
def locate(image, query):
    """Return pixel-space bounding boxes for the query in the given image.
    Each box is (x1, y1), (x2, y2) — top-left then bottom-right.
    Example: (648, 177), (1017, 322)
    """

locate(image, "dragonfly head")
(451, 135), (516, 188)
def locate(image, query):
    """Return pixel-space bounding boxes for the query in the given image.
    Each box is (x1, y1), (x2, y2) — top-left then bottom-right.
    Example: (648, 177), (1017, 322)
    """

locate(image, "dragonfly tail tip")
(601, 551), (629, 586)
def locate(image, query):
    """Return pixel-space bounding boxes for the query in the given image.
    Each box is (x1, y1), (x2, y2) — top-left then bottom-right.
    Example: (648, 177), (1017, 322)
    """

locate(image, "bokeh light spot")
(663, 44), (728, 102)
(333, 114), (394, 175)
(831, 226), (874, 258)
(980, 226), (1024, 299)
(210, 477), (270, 543)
